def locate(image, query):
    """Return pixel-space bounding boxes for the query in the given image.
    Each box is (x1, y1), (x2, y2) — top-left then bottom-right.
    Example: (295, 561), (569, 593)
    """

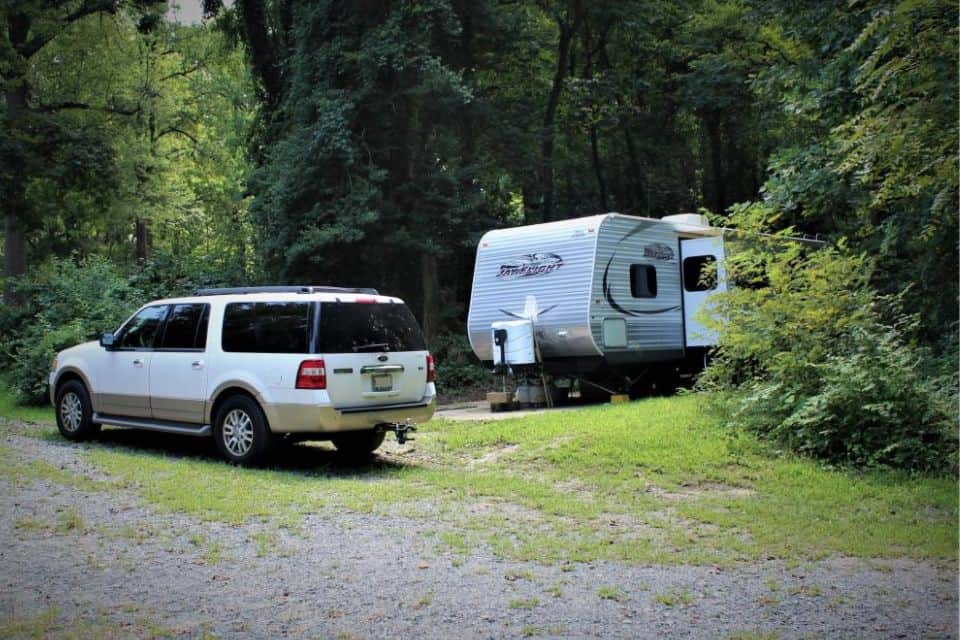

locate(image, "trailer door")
(680, 237), (726, 347)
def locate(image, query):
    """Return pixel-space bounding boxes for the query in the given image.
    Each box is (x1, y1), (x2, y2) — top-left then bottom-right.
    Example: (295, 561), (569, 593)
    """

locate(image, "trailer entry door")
(680, 237), (726, 347)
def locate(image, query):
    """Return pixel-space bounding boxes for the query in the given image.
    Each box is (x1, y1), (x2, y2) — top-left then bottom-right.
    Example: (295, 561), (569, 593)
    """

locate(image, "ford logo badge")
(378, 354), (388, 362)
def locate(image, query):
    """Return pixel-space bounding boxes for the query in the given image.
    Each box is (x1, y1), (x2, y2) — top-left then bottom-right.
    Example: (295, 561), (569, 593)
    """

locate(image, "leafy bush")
(1, 251), (251, 405)
(0, 257), (147, 404)
(430, 332), (490, 398)
(698, 205), (957, 473)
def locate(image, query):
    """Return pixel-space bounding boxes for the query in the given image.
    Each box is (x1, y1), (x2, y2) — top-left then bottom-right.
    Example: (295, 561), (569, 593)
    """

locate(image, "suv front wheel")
(55, 380), (101, 441)
(213, 395), (273, 465)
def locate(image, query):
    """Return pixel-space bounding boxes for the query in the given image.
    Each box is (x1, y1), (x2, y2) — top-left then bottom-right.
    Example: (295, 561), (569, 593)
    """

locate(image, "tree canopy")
(1, 0), (956, 355)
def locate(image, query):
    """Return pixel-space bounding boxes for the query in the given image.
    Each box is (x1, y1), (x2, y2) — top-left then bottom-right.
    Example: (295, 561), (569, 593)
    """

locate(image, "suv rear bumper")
(264, 393), (437, 434)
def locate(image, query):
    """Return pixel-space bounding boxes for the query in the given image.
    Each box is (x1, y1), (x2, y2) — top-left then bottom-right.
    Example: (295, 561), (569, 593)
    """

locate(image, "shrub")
(1, 257), (146, 404)
(430, 331), (490, 398)
(698, 205), (957, 473)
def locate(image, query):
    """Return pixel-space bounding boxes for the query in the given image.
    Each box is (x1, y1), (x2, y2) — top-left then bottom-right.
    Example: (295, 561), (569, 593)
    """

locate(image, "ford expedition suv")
(49, 286), (437, 464)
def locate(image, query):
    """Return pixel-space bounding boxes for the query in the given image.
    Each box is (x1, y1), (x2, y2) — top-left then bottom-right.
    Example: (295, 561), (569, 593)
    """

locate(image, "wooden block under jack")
(487, 391), (511, 407)
(609, 394), (630, 404)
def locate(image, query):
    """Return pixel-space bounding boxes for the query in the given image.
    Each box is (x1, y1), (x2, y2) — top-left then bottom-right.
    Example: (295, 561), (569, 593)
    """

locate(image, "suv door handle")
(132, 358), (144, 367)
(191, 360), (204, 369)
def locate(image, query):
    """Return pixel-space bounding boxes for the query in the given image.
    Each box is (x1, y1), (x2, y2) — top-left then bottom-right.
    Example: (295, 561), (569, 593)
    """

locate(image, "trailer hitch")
(375, 420), (417, 445)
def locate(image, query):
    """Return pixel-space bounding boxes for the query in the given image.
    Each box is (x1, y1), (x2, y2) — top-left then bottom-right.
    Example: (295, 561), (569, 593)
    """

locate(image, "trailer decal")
(496, 253), (564, 279)
(602, 224), (680, 316)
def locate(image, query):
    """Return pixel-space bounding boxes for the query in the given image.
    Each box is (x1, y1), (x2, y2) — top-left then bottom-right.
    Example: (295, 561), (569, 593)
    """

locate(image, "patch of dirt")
(646, 483), (756, 501)
(466, 444), (519, 467)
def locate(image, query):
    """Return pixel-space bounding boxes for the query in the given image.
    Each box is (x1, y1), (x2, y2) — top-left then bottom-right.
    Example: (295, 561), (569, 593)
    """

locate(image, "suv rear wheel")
(55, 380), (101, 441)
(213, 395), (273, 465)
(332, 430), (386, 457)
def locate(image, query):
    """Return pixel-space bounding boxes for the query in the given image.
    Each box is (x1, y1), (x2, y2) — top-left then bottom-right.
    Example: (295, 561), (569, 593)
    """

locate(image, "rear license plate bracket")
(372, 374), (392, 392)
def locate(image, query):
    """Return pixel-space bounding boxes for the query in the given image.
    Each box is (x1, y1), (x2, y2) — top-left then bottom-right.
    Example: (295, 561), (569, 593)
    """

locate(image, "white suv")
(49, 286), (437, 464)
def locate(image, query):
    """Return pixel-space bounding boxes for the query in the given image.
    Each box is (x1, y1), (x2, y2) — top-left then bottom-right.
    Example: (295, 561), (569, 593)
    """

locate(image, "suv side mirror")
(99, 332), (116, 349)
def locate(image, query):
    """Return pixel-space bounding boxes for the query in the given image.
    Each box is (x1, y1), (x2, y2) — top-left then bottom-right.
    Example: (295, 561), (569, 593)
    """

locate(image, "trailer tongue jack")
(375, 420), (417, 445)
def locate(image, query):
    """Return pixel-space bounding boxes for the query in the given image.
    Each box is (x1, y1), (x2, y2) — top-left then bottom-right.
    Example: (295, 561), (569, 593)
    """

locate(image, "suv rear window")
(222, 302), (310, 353)
(318, 302), (426, 353)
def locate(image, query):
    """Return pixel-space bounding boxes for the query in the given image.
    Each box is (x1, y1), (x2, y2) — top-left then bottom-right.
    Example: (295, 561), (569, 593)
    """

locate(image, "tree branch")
(31, 100), (141, 116)
(20, 1), (120, 59)
(157, 126), (199, 145)
(160, 63), (204, 82)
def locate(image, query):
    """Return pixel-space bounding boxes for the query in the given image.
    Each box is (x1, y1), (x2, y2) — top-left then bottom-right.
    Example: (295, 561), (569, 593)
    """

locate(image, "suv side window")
(116, 305), (168, 350)
(222, 302), (310, 353)
(158, 304), (210, 350)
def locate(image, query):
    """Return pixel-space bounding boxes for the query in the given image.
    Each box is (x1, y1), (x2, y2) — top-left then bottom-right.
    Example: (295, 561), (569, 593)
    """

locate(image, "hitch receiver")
(375, 420), (417, 445)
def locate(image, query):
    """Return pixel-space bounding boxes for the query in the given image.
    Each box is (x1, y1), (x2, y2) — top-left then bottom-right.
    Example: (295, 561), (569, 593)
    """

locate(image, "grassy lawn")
(1, 386), (956, 566)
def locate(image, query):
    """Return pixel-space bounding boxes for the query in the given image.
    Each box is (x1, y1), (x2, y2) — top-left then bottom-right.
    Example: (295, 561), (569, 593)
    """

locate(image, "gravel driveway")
(1, 426), (956, 639)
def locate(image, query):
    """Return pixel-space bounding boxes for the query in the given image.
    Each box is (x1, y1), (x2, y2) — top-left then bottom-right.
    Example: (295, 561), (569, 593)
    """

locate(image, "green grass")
(654, 587), (694, 606)
(0, 381), (54, 425)
(1, 382), (956, 566)
(0, 607), (173, 639)
(508, 597), (539, 610)
(597, 585), (627, 601)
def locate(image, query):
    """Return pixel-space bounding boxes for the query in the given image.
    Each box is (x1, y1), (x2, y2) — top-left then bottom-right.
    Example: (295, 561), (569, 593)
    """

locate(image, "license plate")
(372, 374), (392, 392)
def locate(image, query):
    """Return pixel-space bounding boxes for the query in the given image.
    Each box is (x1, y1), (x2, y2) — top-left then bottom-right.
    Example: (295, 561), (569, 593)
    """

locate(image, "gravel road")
(1, 426), (956, 639)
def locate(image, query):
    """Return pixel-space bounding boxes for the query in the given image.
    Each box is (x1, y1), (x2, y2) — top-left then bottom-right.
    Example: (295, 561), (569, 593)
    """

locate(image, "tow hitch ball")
(376, 420), (417, 445)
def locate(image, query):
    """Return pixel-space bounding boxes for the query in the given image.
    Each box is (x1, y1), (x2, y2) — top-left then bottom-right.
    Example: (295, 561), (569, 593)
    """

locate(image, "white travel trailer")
(467, 213), (727, 397)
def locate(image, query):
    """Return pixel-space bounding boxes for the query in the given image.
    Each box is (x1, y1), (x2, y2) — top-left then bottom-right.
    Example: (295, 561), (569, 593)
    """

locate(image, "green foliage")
(0, 257), (146, 404)
(755, 0), (958, 344)
(0, 248), (251, 405)
(430, 332), (489, 397)
(699, 205), (957, 473)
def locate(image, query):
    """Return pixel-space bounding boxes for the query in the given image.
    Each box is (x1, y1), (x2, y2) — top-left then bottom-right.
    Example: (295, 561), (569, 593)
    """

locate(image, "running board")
(93, 413), (212, 437)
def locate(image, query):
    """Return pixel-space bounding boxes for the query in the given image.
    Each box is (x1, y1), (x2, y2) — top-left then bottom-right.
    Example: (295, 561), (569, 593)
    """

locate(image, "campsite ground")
(0, 391), (956, 639)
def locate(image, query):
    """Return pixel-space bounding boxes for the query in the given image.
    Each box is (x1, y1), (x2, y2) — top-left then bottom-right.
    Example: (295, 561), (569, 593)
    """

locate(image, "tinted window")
(683, 255), (717, 292)
(318, 303), (426, 353)
(222, 302), (310, 353)
(630, 264), (657, 298)
(116, 306), (168, 349)
(159, 304), (209, 350)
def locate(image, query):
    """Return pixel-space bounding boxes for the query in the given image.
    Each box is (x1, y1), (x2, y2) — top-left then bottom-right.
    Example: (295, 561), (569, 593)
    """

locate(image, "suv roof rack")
(193, 285), (380, 296)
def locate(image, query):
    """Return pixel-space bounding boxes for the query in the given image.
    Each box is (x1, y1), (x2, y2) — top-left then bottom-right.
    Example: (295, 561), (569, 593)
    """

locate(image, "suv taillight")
(296, 359), (326, 389)
(426, 354), (436, 383)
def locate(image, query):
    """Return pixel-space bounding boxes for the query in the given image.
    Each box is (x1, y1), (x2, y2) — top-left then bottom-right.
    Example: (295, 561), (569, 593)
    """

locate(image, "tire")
(331, 430), (386, 457)
(55, 380), (101, 442)
(213, 395), (273, 466)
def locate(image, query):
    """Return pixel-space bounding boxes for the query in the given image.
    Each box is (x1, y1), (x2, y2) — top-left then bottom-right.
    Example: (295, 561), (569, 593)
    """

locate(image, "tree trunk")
(135, 219), (150, 262)
(540, 8), (580, 223)
(704, 115), (726, 214)
(3, 14), (30, 304)
(3, 215), (26, 303)
(420, 252), (440, 346)
(589, 126), (608, 211)
(621, 124), (646, 214)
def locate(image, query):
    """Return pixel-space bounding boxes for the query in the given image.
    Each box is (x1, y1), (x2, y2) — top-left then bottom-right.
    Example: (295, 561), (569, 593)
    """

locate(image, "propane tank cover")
(490, 320), (536, 365)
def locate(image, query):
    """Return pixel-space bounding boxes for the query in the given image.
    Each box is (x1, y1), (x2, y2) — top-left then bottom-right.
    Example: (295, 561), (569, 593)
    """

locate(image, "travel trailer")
(466, 213), (727, 401)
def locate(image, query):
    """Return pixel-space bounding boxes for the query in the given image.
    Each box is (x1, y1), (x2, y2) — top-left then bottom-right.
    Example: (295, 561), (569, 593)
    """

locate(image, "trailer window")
(630, 264), (657, 298)
(683, 255), (717, 292)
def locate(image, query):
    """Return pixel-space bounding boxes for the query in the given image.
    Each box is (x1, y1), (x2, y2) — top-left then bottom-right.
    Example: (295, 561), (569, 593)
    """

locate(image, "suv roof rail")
(193, 285), (380, 296)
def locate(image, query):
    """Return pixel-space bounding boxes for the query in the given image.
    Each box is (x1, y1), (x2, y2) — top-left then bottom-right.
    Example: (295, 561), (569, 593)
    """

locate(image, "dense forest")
(1, 1), (956, 468)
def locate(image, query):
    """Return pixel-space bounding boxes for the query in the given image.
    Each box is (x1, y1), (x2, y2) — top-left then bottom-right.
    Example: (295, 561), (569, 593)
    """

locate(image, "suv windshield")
(318, 302), (426, 353)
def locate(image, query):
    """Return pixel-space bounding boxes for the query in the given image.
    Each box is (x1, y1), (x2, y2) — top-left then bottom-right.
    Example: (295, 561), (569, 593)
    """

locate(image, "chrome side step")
(93, 413), (212, 437)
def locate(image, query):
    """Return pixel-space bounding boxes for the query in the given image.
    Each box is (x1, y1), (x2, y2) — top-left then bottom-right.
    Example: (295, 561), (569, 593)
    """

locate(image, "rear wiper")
(352, 342), (390, 352)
